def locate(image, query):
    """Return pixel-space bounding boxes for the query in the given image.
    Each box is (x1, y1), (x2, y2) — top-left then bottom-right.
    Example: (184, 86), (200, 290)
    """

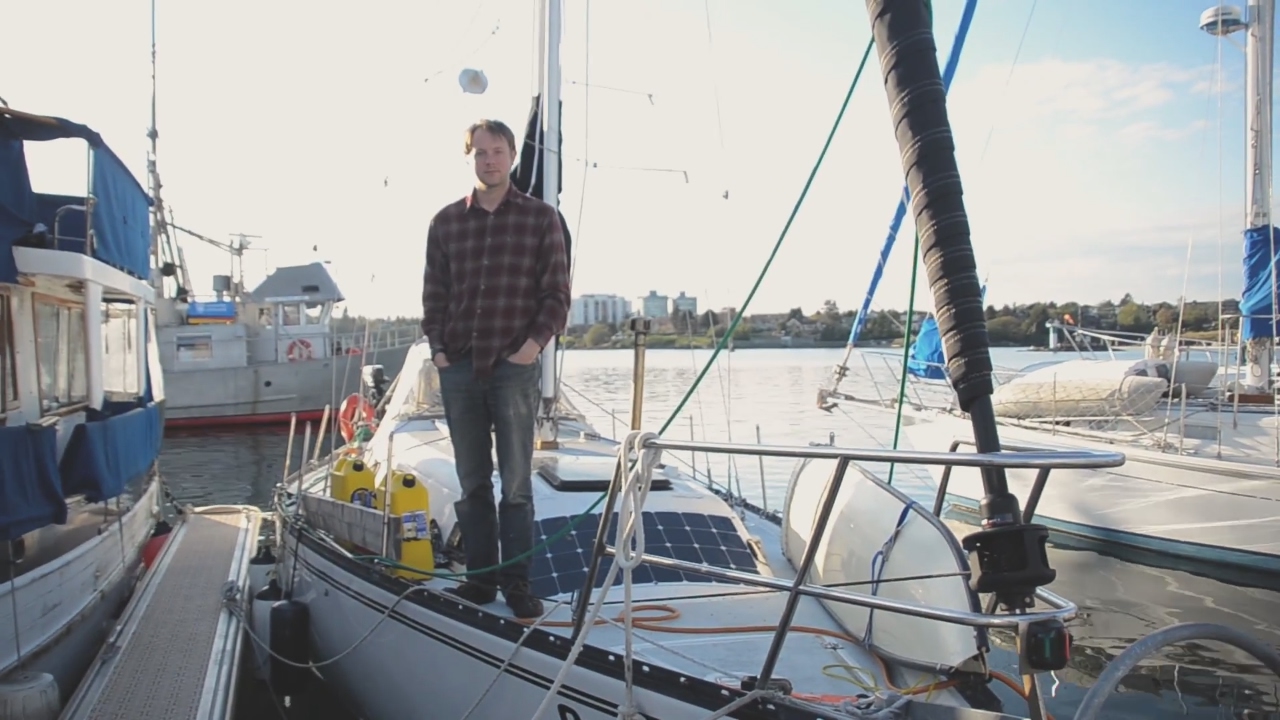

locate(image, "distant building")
(637, 290), (670, 319)
(672, 291), (698, 316)
(570, 294), (631, 328)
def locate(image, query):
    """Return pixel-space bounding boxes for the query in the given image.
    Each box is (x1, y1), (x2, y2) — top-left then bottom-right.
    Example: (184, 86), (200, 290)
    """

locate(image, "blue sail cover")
(0, 112), (152, 283)
(0, 424), (67, 541)
(59, 402), (163, 503)
(1240, 224), (1280, 339)
(907, 315), (947, 380)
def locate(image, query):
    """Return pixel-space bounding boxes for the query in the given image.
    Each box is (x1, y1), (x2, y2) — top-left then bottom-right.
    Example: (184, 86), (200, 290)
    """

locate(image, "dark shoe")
(503, 582), (544, 619)
(444, 581), (497, 605)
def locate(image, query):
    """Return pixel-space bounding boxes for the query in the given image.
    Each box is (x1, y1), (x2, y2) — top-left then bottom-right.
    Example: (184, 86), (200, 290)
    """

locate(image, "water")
(161, 347), (1280, 719)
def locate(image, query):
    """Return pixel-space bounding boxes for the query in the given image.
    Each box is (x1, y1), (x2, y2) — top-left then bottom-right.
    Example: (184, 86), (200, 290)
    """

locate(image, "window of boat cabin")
(101, 301), (141, 398)
(33, 296), (88, 413)
(1, 293), (17, 414)
(175, 334), (213, 362)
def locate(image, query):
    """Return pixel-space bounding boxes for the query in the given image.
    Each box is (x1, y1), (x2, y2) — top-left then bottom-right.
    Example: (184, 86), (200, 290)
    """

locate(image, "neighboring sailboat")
(820, 2), (1280, 573)
(0, 105), (165, 706)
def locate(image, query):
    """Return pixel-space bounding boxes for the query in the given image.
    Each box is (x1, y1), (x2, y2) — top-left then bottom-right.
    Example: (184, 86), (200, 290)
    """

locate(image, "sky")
(2, 0), (1269, 318)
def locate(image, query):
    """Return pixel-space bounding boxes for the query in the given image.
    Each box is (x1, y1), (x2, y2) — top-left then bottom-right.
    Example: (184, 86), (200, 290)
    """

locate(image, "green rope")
(342, 35), (878, 581)
(886, 231), (922, 486)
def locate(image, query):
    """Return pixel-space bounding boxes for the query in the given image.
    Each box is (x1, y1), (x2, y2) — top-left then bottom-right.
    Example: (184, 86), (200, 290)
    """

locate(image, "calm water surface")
(162, 347), (1280, 720)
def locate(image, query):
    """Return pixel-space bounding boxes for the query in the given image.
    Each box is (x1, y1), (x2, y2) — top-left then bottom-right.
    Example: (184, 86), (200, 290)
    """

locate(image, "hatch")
(535, 454), (672, 492)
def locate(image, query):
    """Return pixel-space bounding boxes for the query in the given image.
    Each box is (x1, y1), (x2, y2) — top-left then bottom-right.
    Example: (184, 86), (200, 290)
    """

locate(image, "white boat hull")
(285, 533), (819, 720)
(903, 413), (1280, 572)
(0, 478), (159, 701)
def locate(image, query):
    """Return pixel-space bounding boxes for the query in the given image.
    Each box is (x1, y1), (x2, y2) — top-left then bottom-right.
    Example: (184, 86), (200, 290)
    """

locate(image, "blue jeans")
(438, 357), (540, 590)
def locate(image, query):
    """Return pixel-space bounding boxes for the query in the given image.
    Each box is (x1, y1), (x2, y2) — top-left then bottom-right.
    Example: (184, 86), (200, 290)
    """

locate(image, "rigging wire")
(1160, 9), (1229, 448)
(975, 0), (1040, 165)
(1216, 0), (1227, 456)
(886, 232), (921, 486)
(422, 3), (500, 84)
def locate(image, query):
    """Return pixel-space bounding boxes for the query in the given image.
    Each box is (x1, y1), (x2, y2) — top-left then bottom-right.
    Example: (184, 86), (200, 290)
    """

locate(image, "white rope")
(617, 430), (662, 720)
(530, 431), (662, 720)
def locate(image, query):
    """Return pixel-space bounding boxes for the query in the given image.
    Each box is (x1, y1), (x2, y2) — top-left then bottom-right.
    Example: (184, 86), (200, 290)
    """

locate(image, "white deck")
(61, 506), (263, 720)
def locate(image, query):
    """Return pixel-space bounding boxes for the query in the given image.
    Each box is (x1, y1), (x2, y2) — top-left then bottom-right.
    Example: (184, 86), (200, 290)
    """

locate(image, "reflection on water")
(161, 347), (1280, 719)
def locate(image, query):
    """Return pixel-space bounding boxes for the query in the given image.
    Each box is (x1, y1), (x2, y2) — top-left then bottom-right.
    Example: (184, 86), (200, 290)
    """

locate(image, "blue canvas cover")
(1240, 224), (1280, 339)
(907, 315), (948, 380)
(59, 401), (163, 503)
(0, 111), (151, 283)
(0, 423), (67, 541)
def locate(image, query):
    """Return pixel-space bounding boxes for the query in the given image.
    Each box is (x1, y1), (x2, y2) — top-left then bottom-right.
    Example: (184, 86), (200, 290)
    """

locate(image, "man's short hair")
(464, 120), (518, 155)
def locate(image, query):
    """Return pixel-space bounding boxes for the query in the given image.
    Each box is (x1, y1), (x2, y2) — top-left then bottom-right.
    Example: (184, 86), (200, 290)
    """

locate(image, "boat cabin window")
(1, 294), (17, 414)
(175, 334), (214, 362)
(33, 298), (88, 413)
(101, 301), (141, 397)
(304, 302), (325, 325)
(281, 304), (301, 326)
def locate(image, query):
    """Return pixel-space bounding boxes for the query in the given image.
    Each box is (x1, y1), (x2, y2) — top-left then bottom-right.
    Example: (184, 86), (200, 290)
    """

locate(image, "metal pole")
(282, 413), (297, 487)
(570, 316), (652, 636)
(755, 424), (768, 513)
(755, 458), (851, 685)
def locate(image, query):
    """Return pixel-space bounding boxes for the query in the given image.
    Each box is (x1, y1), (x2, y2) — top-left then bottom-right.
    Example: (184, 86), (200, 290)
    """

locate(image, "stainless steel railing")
(592, 435), (1124, 688)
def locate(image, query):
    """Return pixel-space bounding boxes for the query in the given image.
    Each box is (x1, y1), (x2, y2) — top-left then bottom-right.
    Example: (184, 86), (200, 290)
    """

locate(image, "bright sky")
(3, 0), (1268, 318)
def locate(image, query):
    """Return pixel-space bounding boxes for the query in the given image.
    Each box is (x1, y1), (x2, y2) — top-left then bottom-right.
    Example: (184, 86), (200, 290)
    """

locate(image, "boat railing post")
(1178, 385), (1188, 455)
(755, 424), (768, 514)
(314, 405), (331, 463)
(381, 432), (396, 558)
(570, 316), (652, 637)
(282, 413), (298, 488)
(754, 456), (852, 687)
(930, 439), (963, 516)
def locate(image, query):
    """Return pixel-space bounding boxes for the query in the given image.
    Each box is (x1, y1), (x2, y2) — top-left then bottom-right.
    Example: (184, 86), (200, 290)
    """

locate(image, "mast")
(1244, 0), (1275, 393)
(536, 0), (563, 448)
(146, 0), (161, 292)
(1203, 2), (1276, 393)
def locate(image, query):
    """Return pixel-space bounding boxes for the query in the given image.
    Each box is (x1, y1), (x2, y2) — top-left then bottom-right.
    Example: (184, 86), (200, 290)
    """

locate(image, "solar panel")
(529, 511), (761, 599)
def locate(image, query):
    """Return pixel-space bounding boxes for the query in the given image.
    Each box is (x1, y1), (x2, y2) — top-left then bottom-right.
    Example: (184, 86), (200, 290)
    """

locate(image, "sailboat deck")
(61, 506), (262, 720)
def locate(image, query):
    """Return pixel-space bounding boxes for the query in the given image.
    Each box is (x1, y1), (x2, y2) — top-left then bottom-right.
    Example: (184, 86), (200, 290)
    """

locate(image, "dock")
(60, 505), (263, 720)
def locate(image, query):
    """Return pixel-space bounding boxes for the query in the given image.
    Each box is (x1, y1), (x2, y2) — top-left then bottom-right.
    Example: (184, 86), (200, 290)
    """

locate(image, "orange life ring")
(286, 338), (313, 362)
(338, 392), (377, 443)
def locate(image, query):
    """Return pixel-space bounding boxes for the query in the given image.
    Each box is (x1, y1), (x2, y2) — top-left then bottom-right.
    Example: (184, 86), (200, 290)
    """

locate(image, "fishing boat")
(819, 1), (1280, 575)
(151, 243), (416, 429)
(142, 217), (417, 429)
(0, 105), (165, 707)
(256, 2), (1280, 719)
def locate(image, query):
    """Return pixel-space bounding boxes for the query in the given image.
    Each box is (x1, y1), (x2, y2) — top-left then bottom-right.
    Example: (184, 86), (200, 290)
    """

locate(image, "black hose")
(1074, 622), (1280, 719)
(864, 0), (1009, 501)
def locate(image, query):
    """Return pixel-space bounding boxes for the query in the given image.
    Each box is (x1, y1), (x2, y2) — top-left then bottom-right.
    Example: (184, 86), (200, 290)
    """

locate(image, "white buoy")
(459, 68), (489, 95)
(0, 672), (61, 720)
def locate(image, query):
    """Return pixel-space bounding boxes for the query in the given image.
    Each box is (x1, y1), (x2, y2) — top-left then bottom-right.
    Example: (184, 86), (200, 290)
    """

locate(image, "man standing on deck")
(420, 119), (571, 619)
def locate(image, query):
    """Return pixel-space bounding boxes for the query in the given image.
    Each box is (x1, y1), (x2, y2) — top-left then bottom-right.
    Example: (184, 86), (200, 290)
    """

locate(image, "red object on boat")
(142, 528), (171, 569)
